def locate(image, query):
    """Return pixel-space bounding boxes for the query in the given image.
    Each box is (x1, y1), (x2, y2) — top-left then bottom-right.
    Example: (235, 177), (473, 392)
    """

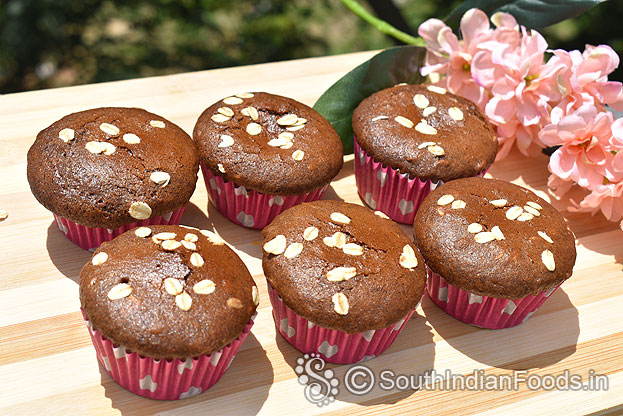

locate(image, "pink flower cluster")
(419, 8), (623, 225)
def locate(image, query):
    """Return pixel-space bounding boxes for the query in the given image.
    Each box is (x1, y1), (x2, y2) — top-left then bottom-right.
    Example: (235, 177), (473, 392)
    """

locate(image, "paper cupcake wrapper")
(353, 138), (486, 224)
(201, 161), (328, 229)
(426, 268), (560, 329)
(267, 281), (416, 364)
(83, 312), (254, 400)
(54, 206), (186, 252)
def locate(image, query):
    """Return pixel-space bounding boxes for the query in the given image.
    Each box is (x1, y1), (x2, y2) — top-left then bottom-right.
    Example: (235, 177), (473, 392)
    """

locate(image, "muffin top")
(193, 92), (343, 195)
(413, 177), (576, 299)
(353, 84), (497, 182)
(27, 107), (199, 229)
(262, 200), (426, 333)
(79, 225), (258, 359)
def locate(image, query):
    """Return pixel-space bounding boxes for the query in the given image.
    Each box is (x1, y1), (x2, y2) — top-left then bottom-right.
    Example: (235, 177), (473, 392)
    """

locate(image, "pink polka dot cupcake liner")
(54, 206), (186, 251)
(83, 311), (255, 400)
(354, 138), (486, 224)
(267, 282), (416, 364)
(426, 268), (560, 329)
(201, 161), (328, 229)
(353, 138), (440, 224)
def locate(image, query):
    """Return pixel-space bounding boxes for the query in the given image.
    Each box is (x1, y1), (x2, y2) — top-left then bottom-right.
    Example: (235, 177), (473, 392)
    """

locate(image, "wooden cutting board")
(1, 51), (621, 416)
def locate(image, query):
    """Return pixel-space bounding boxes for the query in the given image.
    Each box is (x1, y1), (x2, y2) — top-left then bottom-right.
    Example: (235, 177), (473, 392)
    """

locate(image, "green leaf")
(313, 45), (426, 154)
(445, 0), (606, 30)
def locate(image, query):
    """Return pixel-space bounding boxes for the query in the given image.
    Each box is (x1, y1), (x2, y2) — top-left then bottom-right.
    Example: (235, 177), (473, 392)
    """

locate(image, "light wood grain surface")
(1, 51), (622, 416)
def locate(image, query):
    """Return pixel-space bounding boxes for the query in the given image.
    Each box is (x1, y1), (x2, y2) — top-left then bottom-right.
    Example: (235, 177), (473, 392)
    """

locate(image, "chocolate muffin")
(27, 107), (199, 249)
(193, 92), (343, 228)
(413, 177), (576, 329)
(262, 200), (426, 363)
(353, 84), (497, 182)
(351, 84), (498, 224)
(79, 225), (258, 399)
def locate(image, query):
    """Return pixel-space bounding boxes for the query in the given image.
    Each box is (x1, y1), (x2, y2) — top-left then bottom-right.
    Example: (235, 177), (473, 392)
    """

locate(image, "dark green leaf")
(445, 0), (606, 30)
(313, 45), (426, 154)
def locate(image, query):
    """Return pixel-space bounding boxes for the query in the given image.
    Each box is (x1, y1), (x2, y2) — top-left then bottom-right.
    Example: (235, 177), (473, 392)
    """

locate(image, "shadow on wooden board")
(96, 333), (273, 415)
(273, 310), (436, 407)
(46, 221), (92, 283)
(187, 184), (345, 261)
(323, 184), (345, 203)
(45, 202), (212, 283)
(422, 289), (579, 370)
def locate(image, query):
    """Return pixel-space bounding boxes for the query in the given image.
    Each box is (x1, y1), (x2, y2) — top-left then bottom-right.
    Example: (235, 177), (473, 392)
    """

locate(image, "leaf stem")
(340, 0), (426, 47)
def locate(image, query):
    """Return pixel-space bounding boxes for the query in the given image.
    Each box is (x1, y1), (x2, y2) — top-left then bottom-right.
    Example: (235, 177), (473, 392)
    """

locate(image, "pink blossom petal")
(487, 40), (520, 71)
(460, 8), (491, 44)
(540, 52), (568, 79)
(495, 136), (515, 160)
(569, 49), (584, 67)
(535, 94), (553, 117)
(515, 125), (534, 151)
(485, 96), (516, 124)
(458, 51), (473, 62)
(611, 118), (623, 144)
(471, 51), (497, 88)
(491, 75), (517, 99)
(449, 54), (469, 71)
(575, 161), (604, 189)
(547, 173), (575, 196)
(576, 70), (602, 86)
(539, 124), (562, 147)
(598, 193), (623, 221)
(515, 125), (544, 156)
(558, 109), (593, 135)
(517, 95), (541, 126)
(576, 189), (604, 210)
(585, 145), (608, 166)
(592, 111), (616, 136)
(612, 151), (623, 172)
(549, 105), (565, 125)
(496, 121), (519, 141)
(584, 45), (620, 75)
(490, 12), (518, 29)
(600, 162), (623, 183)
(437, 27), (461, 55)
(446, 70), (467, 92)
(417, 18), (448, 52)
(593, 82), (623, 109)
(419, 6), (623, 179)
(521, 30), (548, 75)
(455, 81), (490, 108)
(421, 63), (446, 77)
(549, 148), (577, 180)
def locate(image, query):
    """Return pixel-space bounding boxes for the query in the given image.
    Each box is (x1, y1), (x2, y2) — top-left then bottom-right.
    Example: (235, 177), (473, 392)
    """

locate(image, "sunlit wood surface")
(1, 50), (621, 415)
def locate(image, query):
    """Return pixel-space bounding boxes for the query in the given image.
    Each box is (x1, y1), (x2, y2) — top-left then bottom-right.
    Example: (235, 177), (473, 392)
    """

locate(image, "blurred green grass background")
(1, 0), (621, 93)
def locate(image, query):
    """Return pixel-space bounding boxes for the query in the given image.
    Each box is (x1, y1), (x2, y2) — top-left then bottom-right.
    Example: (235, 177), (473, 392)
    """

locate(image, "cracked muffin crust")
(262, 200), (427, 333)
(353, 84), (497, 182)
(193, 92), (343, 195)
(27, 107), (199, 228)
(413, 177), (577, 299)
(79, 225), (258, 359)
